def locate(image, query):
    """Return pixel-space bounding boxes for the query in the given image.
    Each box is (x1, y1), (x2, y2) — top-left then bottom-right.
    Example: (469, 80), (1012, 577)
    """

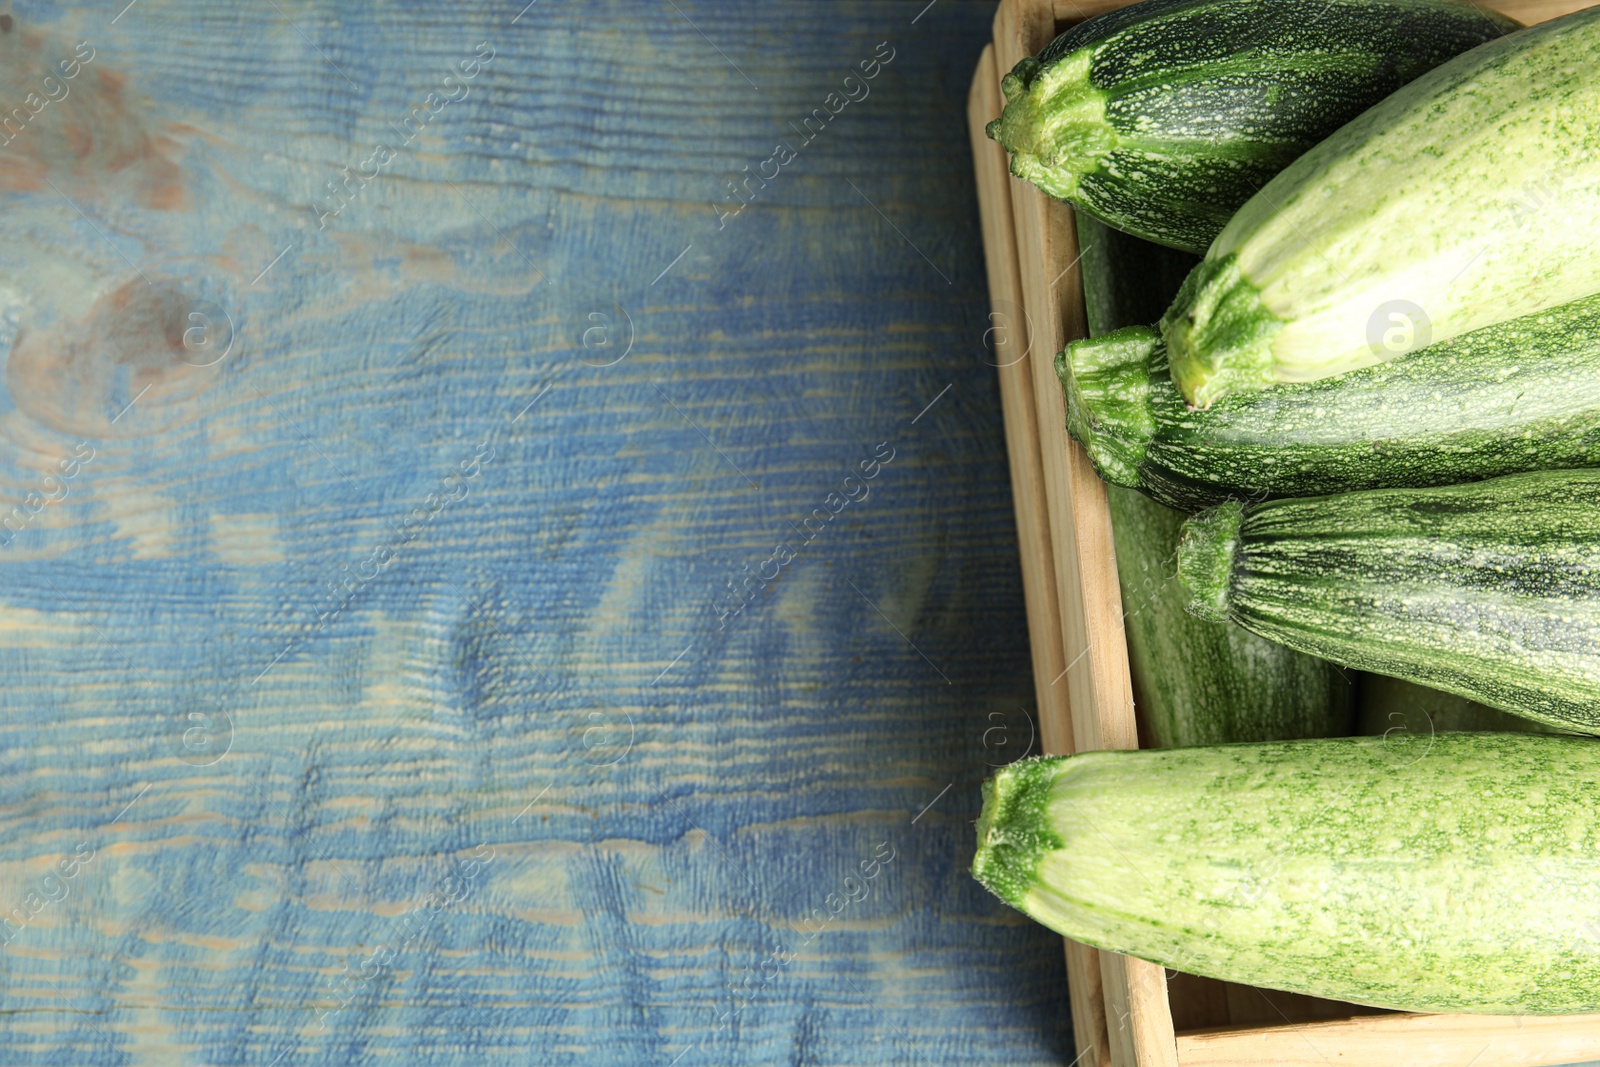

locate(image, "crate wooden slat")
(1177, 1012), (1600, 1067)
(968, 1), (1600, 1063)
(967, 45), (1115, 1067)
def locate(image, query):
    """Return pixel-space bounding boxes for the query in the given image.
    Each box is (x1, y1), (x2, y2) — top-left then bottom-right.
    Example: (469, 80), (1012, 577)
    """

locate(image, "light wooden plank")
(1098, 954), (1179, 1067)
(1485, 0), (1596, 21)
(1050, 0), (1156, 19)
(966, 44), (1075, 786)
(990, 5), (1135, 1064)
(989, 0), (1136, 758)
(990, 0), (1167, 1064)
(1179, 1011), (1600, 1067)
(969, 43), (1113, 1067)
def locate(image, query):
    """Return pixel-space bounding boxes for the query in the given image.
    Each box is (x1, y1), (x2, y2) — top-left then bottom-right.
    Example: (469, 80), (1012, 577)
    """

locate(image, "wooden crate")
(967, 2), (1600, 1065)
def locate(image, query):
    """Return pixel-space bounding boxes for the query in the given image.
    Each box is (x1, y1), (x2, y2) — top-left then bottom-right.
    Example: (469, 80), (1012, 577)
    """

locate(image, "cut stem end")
(988, 49), (1111, 205)
(1178, 501), (1244, 623)
(1059, 325), (1161, 488)
(972, 757), (1070, 908)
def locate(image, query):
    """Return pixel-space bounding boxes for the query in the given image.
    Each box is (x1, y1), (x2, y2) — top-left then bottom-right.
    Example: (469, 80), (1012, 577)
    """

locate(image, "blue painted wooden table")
(0, 0), (1074, 1062)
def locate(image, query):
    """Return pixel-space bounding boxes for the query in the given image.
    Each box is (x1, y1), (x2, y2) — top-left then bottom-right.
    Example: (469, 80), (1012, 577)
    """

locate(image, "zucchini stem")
(1060, 326), (1161, 488)
(972, 756), (1068, 909)
(1163, 254), (1284, 408)
(986, 49), (1111, 204)
(1178, 501), (1244, 622)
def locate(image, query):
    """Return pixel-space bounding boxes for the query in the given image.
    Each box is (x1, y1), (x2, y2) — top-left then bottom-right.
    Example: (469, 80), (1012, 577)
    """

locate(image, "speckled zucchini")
(1077, 214), (1350, 746)
(973, 733), (1600, 1014)
(986, 0), (1511, 254)
(1063, 291), (1600, 511)
(1177, 470), (1600, 733)
(1163, 6), (1600, 407)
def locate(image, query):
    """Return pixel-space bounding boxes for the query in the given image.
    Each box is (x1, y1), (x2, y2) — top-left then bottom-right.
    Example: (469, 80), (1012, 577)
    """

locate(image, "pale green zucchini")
(1177, 469), (1600, 732)
(1077, 214), (1350, 745)
(987, 0), (1511, 253)
(1161, 6), (1600, 406)
(1063, 291), (1600, 510)
(973, 734), (1600, 1014)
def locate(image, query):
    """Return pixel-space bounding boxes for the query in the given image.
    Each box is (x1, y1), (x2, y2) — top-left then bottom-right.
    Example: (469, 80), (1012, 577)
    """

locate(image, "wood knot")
(8, 273), (237, 437)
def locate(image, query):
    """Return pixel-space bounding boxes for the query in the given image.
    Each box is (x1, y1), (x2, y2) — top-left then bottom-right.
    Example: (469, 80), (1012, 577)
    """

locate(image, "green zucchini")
(986, 0), (1512, 254)
(1078, 212), (1198, 338)
(1177, 469), (1600, 733)
(1063, 291), (1600, 511)
(1357, 673), (1563, 736)
(1107, 488), (1354, 745)
(973, 733), (1600, 1014)
(1078, 214), (1351, 746)
(1162, 6), (1600, 407)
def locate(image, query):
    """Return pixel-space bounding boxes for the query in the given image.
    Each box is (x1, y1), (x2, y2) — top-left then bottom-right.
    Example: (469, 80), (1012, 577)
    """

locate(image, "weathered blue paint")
(0, 0), (1075, 1063)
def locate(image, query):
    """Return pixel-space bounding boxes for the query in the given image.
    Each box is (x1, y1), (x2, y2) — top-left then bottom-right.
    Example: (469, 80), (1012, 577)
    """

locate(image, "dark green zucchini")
(1177, 470), (1600, 733)
(1357, 674), (1564, 737)
(987, 0), (1512, 253)
(1061, 290), (1600, 512)
(1078, 214), (1350, 746)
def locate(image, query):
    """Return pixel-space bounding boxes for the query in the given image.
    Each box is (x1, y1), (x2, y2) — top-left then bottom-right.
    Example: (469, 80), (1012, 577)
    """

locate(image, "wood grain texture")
(1177, 1011), (1600, 1067)
(987, 1), (1161, 1064)
(0, 1), (1083, 1063)
(968, 44), (1113, 1067)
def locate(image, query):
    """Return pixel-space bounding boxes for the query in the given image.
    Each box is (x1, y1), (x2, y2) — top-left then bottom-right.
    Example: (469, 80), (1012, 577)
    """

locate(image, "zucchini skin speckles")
(987, 0), (1512, 253)
(974, 734), (1600, 1014)
(1062, 292), (1600, 511)
(1075, 213), (1351, 747)
(1176, 469), (1600, 733)
(1164, 5), (1600, 405)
